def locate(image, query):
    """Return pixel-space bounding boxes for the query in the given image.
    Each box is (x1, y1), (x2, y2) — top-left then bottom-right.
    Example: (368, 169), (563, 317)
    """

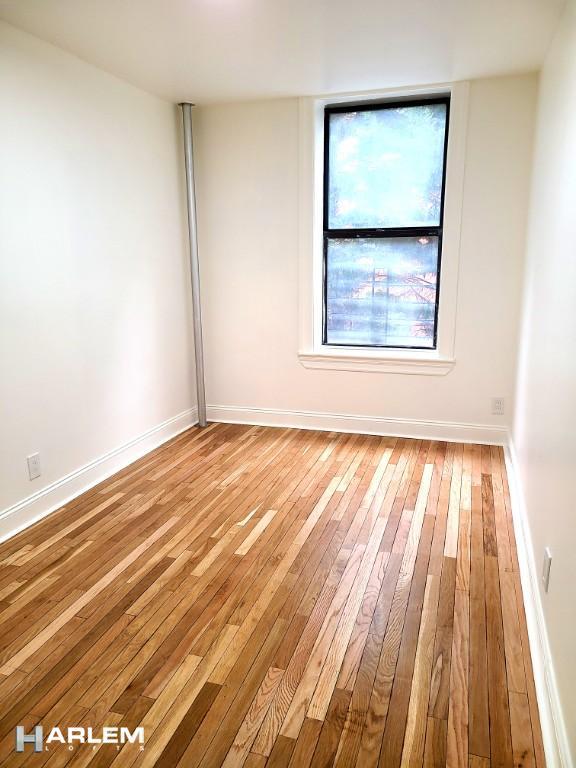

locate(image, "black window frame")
(322, 96), (451, 350)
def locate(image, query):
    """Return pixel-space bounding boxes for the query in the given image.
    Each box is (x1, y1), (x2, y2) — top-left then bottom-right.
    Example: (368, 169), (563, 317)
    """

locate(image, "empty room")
(0, 0), (574, 766)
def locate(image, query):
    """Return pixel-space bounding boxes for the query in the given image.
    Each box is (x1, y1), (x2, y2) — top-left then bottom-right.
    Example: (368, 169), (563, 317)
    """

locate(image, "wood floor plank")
(221, 666), (284, 767)
(310, 687), (351, 767)
(469, 443), (490, 761)
(428, 555), (457, 721)
(333, 571), (399, 768)
(377, 511), (435, 768)
(287, 718), (322, 768)
(424, 716), (448, 767)
(307, 515), (390, 721)
(446, 588), (469, 767)
(181, 618), (289, 768)
(511, 571), (546, 768)
(400, 574), (440, 767)
(485, 555), (513, 768)
(267, 735), (296, 768)
(0, 425), (542, 768)
(500, 569), (527, 695)
(509, 690), (535, 768)
(355, 450), (433, 768)
(151, 683), (219, 768)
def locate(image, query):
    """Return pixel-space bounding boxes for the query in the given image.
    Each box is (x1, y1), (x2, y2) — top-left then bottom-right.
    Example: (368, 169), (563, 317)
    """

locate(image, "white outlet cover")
(491, 397), (505, 415)
(27, 453), (41, 480)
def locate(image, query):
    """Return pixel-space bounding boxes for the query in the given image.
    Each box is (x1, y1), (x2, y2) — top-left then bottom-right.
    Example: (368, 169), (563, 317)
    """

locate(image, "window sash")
(322, 97), (450, 351)
(322, 232), (442, 350)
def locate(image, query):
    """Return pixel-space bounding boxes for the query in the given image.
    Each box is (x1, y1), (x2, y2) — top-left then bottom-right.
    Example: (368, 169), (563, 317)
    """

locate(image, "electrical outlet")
(542, 547), (552, 592)
(491, 397), (505, 416)
(27, 453), (41, 481)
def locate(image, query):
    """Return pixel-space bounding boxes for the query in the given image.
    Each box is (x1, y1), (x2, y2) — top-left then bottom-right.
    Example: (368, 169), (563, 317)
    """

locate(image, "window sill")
(298, 348), (455, 375)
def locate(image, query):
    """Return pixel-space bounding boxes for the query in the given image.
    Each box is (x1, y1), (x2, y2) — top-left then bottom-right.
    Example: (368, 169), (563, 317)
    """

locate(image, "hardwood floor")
(0, 424), (543, 767)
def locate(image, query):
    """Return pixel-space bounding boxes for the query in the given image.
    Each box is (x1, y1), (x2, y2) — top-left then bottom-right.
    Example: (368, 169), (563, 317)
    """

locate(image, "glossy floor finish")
(0, 424), (543, 767)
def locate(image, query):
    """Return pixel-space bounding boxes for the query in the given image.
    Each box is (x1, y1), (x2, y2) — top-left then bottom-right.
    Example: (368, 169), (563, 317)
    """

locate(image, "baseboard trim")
(0, 408), (198, 544)
(206, 404), (508, 445)
(505, 442), (573, 768)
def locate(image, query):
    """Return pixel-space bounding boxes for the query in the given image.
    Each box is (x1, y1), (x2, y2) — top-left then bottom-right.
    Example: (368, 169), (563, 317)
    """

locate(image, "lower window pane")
(325, 237), (439, 348)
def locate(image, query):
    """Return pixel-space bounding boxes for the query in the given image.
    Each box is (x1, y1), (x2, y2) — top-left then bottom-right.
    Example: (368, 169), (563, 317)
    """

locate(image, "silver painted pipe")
(179, 102), (207, 427)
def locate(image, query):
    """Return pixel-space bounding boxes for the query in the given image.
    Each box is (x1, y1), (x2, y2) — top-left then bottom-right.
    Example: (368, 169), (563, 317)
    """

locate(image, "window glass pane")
(328, 103), (447, 229)
(325, 237), (438, 348)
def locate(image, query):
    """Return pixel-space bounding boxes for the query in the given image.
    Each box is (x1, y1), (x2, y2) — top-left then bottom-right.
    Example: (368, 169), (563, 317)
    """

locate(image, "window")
(323, 98), (450, 350)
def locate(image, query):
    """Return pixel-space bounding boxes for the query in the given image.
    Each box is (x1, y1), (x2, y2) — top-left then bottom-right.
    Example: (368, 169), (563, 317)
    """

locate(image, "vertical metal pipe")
(179, 102), (207, 427)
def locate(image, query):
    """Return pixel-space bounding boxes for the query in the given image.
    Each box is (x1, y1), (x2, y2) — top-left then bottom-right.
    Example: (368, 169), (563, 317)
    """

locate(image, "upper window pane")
(327, 102), (448, 229)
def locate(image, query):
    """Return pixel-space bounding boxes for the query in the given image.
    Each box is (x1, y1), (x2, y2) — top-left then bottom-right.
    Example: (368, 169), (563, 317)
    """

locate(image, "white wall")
(513, 1), (576, 761)
(0, 22), (195, 527)
(194, 75), (537, 439)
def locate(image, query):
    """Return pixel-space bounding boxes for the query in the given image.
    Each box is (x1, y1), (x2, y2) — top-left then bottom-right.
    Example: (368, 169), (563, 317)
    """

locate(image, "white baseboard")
(207, 404), (508, 445)
(505, 442), (573, 768)
(0, 408), (198, 545)
(0, 404), (502, 546)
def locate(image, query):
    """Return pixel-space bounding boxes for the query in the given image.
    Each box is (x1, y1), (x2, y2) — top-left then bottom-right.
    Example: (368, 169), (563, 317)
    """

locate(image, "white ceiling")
(0, 0), (565, 104)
